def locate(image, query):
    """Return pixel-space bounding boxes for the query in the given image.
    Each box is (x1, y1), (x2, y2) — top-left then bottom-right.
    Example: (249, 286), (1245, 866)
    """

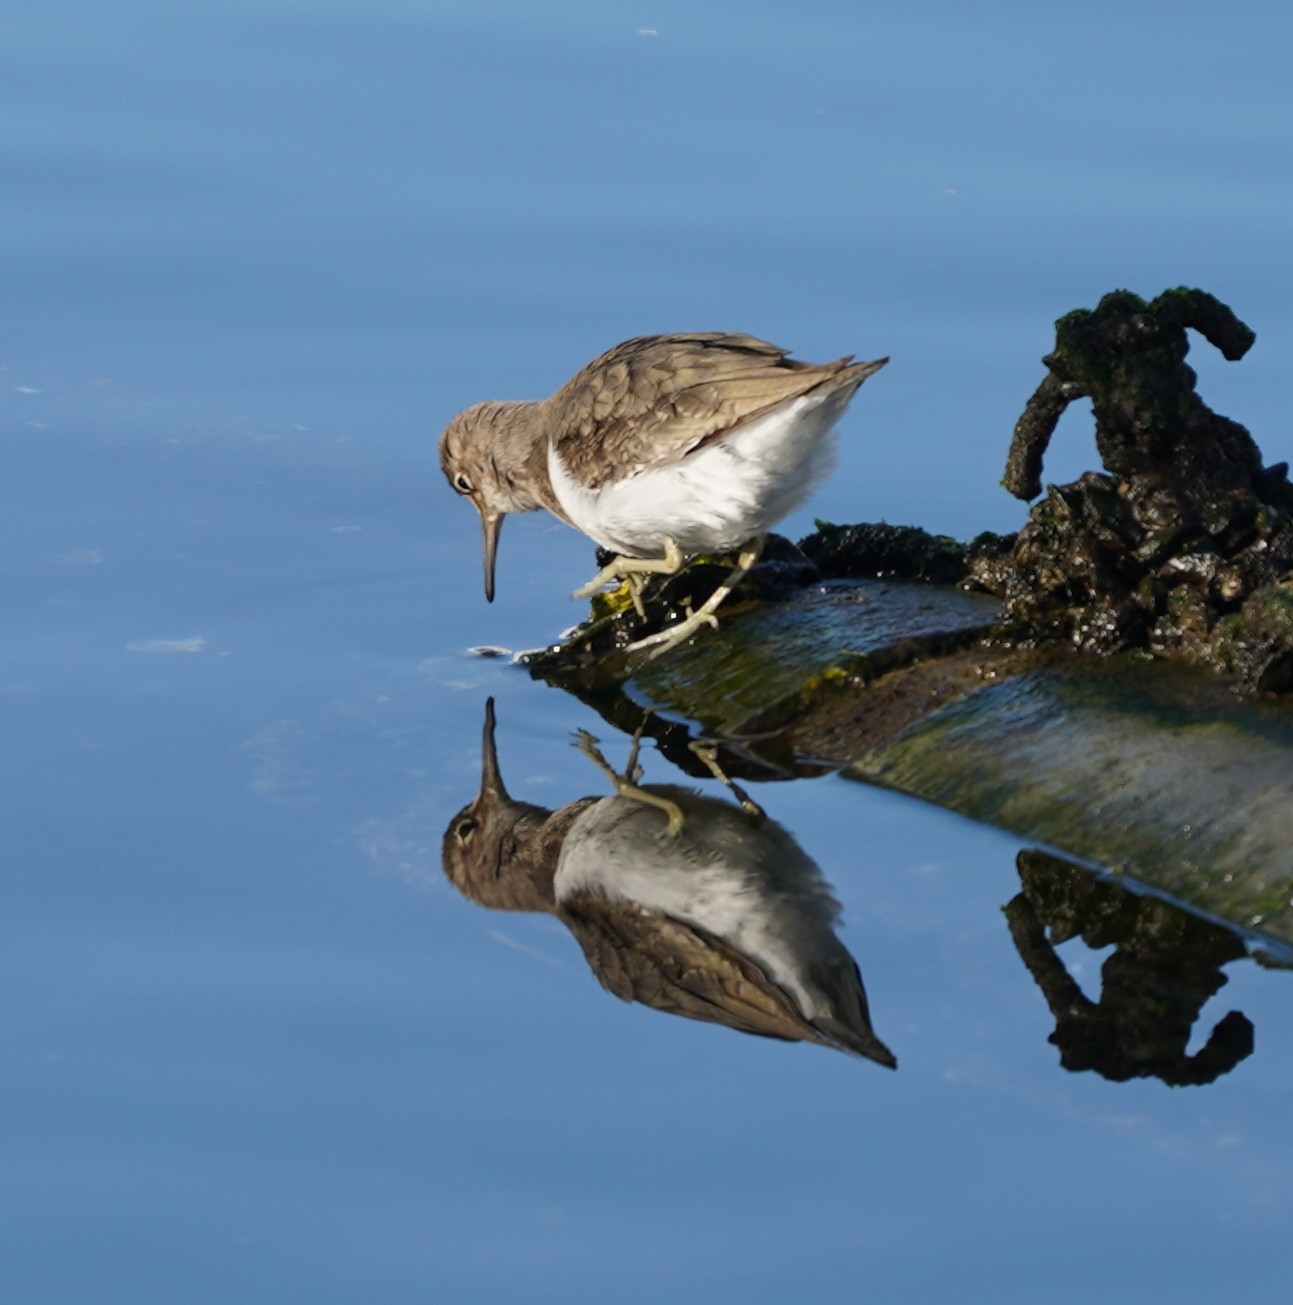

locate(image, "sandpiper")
(442, 699), (897, 1066)
(439, 333), (887, 655)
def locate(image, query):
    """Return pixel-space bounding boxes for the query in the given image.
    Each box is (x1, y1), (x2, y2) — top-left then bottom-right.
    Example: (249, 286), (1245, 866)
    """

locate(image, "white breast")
(547, 384), (858, 558)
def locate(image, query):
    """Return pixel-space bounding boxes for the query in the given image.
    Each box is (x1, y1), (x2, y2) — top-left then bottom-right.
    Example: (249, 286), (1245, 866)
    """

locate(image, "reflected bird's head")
(442, 697), (554, 912)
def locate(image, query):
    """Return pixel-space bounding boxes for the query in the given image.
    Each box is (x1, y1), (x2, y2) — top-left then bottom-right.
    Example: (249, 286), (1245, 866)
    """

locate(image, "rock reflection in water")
(1005, 849), (1254, 1085)
(442, 700), (896, 1066)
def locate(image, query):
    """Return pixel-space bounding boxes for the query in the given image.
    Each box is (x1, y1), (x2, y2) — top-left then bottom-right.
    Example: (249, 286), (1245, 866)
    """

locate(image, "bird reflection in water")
(1005, 849), (1254, 1085)
(442, 700), (896, 1067)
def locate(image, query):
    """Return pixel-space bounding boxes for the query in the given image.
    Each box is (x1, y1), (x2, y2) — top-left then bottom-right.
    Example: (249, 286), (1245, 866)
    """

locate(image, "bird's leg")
(626, 574), (648, 619)
(689, 739), (765, 822)
(623, 535), (766, 659)
(571, 537), (686, 603)
(572, 728), (683, 837)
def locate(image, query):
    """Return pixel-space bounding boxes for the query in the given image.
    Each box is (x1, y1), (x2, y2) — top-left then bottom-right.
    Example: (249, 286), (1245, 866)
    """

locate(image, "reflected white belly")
(555, 791), (845, 1018)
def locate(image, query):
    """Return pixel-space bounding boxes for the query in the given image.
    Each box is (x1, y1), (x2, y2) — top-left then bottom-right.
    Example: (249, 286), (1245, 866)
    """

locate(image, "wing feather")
(547, 333), (861, 487)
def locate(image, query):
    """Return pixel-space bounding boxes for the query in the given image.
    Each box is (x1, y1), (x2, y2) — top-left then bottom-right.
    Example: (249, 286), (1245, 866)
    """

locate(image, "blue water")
(5, 2), (1293, 1301)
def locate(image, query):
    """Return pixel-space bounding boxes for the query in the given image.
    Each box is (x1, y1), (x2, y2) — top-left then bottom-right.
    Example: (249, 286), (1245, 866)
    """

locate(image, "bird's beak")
(479, 509), (503, 603)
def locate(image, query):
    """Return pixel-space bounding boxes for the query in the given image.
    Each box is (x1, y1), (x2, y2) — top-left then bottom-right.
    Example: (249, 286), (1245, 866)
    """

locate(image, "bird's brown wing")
(546, 333), (860, 489)
(559, 888), (836, 1048)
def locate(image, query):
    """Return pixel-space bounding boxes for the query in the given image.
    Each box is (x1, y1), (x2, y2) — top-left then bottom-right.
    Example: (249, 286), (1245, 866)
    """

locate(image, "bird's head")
(438, 401), (542, 602)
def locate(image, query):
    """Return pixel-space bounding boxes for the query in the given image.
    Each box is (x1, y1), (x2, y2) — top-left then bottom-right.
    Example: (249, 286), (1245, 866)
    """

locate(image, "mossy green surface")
(626, 581), (998, 738)
(846, 658), (1293, 946)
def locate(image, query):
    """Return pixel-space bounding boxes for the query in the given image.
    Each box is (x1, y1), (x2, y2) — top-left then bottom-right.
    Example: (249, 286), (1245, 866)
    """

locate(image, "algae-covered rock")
(798, 521), (1013, 585)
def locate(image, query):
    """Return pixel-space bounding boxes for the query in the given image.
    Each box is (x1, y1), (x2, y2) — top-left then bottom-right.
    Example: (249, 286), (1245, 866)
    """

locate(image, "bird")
(439, 333), (887, 655)
(441, 698), (897, 1067)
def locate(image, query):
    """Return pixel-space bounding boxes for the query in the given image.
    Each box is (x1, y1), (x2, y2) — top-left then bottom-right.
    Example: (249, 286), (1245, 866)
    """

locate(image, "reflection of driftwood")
(441, 700), (895, 1066)
(1004, 850), (1253, 1086)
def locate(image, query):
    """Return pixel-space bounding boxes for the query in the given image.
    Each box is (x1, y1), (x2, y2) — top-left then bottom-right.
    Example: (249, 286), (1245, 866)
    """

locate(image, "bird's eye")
(454, 473), (475, 495)
(454, 816), (477, 843)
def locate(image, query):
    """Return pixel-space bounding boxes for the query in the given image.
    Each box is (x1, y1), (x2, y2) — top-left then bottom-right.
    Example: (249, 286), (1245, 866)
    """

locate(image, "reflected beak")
(479, 696), (509, 802)
(480, 509), (503, 603)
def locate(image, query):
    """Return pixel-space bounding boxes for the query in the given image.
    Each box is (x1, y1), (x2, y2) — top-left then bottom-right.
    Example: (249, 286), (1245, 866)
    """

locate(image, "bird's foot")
(621, 536), (765, 660)
(572, 728), (683, 836)
(623, 605), (720, 659)
(572, 537), (686, 603)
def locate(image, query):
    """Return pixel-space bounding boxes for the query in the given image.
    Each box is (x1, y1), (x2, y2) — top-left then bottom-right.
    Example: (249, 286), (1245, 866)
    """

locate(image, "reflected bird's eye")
(454, 473), (475, 495)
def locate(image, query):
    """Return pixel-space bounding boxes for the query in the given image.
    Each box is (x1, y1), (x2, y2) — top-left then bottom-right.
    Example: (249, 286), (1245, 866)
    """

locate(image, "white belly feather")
(547, 385), (855, 558)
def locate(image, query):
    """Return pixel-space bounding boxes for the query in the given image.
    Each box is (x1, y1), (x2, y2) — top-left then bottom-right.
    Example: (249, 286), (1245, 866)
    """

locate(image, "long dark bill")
(481, 511), (503, 602)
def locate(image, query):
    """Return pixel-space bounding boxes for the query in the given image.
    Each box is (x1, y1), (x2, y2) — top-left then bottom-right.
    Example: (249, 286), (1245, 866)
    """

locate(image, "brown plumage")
(546, 332), (878, 485)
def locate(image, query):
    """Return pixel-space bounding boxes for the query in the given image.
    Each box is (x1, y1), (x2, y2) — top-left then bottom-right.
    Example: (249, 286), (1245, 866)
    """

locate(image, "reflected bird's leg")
(689, 739), (765, 823)
(572, 728), (684, 837)
(621, 710), (656, 785)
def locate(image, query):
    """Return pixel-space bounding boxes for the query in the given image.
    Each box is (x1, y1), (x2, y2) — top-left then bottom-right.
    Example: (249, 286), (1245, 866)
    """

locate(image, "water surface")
(4, 2), (1292, 1301)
